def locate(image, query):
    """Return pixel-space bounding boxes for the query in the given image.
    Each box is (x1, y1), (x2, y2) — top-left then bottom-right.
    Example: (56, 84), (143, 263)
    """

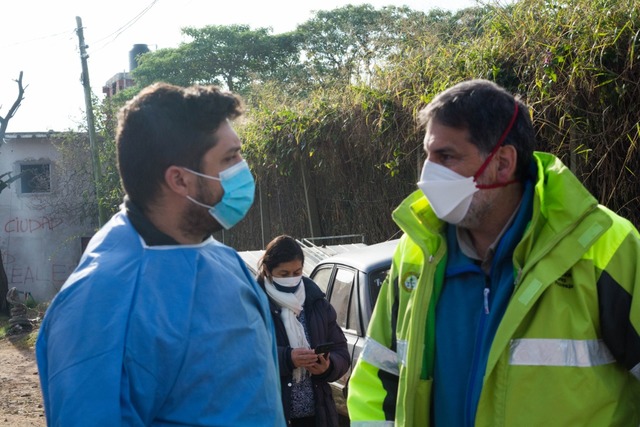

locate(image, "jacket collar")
(393, 152), (600, 255)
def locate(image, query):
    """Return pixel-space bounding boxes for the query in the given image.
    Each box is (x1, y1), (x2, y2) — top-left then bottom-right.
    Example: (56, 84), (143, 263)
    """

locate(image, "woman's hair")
(257, 235), (304, 281)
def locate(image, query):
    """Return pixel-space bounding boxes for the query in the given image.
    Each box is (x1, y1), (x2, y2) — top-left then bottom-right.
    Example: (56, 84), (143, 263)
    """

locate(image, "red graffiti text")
(4, 216), (63, 233)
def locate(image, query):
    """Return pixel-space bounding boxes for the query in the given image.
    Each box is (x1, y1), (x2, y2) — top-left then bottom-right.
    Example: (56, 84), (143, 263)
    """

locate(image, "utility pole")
(75, 16), (107, 227)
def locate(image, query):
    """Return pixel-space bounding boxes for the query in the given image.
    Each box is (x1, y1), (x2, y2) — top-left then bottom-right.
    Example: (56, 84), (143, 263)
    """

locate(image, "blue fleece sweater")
(432, 181), (533, 426)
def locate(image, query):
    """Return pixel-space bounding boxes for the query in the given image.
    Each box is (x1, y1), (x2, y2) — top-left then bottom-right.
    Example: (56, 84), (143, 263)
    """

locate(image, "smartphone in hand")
(314, 342), (341, 355)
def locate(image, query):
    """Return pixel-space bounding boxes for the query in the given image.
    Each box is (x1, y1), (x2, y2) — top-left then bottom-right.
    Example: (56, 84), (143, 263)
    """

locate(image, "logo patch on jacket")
(555, 272), (574, 289)
(402, 273), (419, 292)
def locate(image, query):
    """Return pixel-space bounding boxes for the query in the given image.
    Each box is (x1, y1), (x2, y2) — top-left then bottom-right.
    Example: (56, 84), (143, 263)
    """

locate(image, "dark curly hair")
(116, 82), (244, 210)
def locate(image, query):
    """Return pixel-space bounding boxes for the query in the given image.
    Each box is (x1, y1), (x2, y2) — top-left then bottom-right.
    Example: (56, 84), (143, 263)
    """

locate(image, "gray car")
(309, 239), (399, 418)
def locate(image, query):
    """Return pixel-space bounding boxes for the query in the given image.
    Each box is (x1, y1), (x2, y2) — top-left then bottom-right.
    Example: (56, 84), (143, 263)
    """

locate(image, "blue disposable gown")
(36, 211), (285, 426)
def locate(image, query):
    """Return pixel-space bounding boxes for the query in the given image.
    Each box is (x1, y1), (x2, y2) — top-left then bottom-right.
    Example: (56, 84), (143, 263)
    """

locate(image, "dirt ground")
(0, 334), (45, 426)
(0, 330), (349, 426)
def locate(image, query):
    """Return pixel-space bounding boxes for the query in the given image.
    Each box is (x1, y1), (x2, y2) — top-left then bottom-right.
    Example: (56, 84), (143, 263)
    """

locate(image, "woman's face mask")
(183, 159), (255, 229)
(272, 275), (303, 288)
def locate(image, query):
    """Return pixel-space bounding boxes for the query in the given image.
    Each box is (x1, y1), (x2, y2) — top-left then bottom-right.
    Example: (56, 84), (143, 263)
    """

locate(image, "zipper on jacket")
(513, 267), (523, 287)
(408, 236), (447, 425)
(483, 286), (490, 314)
(465, 274), (491, 427)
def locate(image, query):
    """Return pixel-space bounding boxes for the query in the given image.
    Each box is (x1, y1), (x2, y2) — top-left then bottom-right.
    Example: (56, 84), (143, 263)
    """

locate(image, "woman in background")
(257, 235), (350, 427)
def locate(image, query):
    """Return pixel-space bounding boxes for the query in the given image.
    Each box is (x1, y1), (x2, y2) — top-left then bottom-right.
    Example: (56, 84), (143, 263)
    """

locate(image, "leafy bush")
(222, 0), (639, 250)
(97, 1), (640, 249)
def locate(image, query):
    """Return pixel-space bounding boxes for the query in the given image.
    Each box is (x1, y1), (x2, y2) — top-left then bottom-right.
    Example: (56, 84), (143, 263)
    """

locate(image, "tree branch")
(0, 71), (27, 140)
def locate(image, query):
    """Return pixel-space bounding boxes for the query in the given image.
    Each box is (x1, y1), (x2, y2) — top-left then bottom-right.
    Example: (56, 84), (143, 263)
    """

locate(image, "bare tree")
(0, 71), (27, 315)
(0, 71), (27, 141)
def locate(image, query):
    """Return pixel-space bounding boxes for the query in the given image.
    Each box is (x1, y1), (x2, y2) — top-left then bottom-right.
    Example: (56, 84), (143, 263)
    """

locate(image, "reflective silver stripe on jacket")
(510, 338), (615, 367)
(351, 421), (395, 427)
(631, 362), (640, 381)
(361, 337), (399, 376)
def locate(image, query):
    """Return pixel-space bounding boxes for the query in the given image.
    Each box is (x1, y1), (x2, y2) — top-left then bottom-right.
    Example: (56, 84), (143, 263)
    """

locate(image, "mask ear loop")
(474, 102), (519, 190)
(182, 167), (222, 182)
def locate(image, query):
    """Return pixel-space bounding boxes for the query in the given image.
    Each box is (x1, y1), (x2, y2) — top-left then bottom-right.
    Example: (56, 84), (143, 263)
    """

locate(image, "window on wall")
(20, 163), (51, 194)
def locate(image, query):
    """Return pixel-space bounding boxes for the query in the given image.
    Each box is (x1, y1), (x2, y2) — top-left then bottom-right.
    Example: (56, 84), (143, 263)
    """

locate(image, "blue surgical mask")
(183, 159), (255, 229)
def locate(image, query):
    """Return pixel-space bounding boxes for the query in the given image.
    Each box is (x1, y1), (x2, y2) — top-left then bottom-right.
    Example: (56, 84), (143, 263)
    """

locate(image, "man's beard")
(457, 189), (493, 230)
(181, 181), (223, 239)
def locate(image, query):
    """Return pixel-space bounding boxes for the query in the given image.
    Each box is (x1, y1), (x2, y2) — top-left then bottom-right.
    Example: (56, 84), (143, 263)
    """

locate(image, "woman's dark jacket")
(258, 276), (350, 426)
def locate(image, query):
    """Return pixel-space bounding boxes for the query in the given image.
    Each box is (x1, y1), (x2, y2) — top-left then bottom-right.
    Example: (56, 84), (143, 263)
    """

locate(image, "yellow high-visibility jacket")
(347, 152), (640, 426)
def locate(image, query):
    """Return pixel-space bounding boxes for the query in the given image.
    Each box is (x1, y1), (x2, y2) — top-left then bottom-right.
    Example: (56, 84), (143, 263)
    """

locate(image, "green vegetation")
(91, 0), (639, 248)
(0, 315), (39, 350)
(0, 315), (9, 337)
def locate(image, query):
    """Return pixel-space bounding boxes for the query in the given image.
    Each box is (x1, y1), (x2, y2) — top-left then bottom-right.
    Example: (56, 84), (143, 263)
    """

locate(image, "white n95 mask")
(417, 102), (521, 224)
(417, 160), (478, 224)
(273, 275), (303, 288)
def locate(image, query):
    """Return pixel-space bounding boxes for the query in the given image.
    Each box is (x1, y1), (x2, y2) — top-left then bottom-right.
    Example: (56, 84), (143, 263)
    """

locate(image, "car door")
(312, 264), (361, 416)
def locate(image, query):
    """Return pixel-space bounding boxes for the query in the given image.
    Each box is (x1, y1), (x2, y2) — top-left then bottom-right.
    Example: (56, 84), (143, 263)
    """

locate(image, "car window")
(369, 267), (390, 307)
(310, 266), (333, 293)
(329, 267), (360, 332)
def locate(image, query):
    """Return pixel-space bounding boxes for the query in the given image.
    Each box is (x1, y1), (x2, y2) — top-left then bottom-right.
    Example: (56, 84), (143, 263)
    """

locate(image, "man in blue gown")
(36, 83), (285, 426)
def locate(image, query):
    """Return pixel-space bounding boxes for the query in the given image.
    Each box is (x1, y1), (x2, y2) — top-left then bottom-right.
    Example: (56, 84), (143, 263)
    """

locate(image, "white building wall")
(0, 133), (96, 303)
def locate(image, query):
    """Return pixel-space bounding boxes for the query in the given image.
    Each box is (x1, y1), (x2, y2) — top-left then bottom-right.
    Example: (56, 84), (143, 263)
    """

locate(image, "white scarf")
(265, 277), (309, 382)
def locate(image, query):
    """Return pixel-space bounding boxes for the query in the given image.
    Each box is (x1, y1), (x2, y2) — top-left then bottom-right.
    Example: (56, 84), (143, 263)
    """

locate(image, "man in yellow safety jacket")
(347, 79), (640, 426)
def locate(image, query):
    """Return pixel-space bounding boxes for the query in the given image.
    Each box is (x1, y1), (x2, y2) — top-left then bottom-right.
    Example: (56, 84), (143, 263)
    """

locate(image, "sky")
(1, 0), (479, 132)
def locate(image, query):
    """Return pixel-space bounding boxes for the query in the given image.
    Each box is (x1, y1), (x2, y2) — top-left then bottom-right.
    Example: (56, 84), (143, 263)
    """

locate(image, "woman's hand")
(291, 348), (319, 368)
(307, 352), (330, 375)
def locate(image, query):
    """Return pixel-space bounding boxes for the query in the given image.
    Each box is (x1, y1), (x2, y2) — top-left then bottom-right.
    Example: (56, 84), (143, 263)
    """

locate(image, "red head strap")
(474, 102), (519, 189)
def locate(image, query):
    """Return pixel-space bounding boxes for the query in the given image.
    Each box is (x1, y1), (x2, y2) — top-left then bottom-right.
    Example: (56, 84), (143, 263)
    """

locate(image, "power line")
(0, 29), (76, 49)
(1, 0), (158, 53)
(90, 0), (160, 52)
